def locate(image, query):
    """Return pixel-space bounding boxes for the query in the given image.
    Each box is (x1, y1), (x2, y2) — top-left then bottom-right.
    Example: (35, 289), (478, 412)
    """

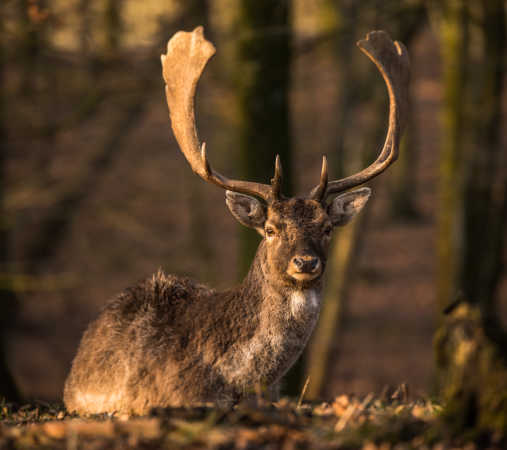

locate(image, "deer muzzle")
(288, 255), (322, 281)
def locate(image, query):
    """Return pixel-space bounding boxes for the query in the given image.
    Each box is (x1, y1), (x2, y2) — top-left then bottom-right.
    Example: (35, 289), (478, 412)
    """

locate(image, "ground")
(3, 393), (503, 450)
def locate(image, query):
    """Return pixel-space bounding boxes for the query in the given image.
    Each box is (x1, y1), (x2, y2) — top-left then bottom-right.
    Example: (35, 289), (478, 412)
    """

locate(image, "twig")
(335, 403), (357, 432)
(297, 376), (310, 409)
(335, 393), (374, 432)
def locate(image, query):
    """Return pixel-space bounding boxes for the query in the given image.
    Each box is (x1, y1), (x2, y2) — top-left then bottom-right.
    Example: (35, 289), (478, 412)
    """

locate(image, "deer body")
(64, 28), (409, 415)
(64, 244), (321, 415)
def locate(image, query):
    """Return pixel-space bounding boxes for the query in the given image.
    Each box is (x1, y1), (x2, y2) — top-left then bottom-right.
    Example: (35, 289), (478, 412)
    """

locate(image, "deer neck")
(216, 241), (322, 389)
(239, 240), (323, 318)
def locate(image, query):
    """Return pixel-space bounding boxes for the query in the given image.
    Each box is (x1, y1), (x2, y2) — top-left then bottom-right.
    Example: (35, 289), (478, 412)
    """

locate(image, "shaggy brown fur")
(63, 193), (369, 415)
(64, 26), (410, 415)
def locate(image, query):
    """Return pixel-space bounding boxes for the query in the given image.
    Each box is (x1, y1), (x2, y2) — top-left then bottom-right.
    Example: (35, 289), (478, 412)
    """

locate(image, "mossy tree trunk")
(431, 0), (507, 437)
(235, 2), (292, 277)
(435, 303), (507, 436)
(461, 0), (506, 314)
(431, 0), (469, 314)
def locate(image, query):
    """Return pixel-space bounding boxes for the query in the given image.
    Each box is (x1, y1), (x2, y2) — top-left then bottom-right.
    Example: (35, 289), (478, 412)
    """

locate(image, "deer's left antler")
(310, 30), (410, 201)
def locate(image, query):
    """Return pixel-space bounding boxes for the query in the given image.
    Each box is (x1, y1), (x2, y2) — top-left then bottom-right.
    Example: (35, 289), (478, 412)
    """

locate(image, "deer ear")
(225, 191), (266, 234)
(327, 187), (371, 227)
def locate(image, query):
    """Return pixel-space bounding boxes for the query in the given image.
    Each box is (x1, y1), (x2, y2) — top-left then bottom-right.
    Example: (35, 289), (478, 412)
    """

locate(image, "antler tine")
(310, 30), (409, 199)
(270, 155), (283, 200)
(310, 156), (328, 201)
(162, 27), (274, 201)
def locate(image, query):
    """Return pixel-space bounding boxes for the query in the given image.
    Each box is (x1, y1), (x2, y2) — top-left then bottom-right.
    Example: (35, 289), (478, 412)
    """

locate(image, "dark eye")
(265, 227), (276, 237)
(324, 225), (333, 236)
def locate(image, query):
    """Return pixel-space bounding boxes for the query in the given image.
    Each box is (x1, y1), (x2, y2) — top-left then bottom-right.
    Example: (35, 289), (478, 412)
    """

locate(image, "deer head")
(161, 27), (409, 290)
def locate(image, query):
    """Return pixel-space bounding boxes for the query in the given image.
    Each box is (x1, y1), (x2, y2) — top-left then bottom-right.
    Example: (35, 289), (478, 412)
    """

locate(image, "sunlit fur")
(64, 193), (368, 415)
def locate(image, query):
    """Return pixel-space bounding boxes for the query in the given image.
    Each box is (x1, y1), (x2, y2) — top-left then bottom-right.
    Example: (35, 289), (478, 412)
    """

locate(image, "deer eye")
(323, 225), (333, 236)
(265, 226), (276, 237)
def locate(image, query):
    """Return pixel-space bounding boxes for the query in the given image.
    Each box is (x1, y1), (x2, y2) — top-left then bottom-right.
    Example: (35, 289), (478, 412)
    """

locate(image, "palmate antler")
(161, 27), (409, 204)
(310, 30), (410, 201)
(161, 26), (282, 203)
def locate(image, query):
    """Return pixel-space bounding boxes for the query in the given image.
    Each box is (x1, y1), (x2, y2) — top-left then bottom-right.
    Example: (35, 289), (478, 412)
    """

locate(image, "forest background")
(0, 0), (506, 408)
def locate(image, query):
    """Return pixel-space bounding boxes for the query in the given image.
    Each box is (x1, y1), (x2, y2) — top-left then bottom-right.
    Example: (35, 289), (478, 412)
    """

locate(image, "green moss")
(435, 303), (507, 438)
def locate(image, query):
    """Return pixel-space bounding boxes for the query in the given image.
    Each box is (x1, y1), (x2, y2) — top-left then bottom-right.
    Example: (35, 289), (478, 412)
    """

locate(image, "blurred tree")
(23, 0), (149, 274)
(235, 1), (293, 278)
(306, 196), (368, 400)
(461, 0), (506, 315)
(307, 90), (385, 400)
(435, 302), (507, 436)
(430, 0), (507, 313)
(178, 1), (216, 282)
(78, 0), (92, 55)
(15, 0), (60, 146)
(25, 106), (148, 274)
(173, 0), (210, 33)
(0, 1), (21, 403)
(431, 0), (507, 436)
(306, 0), (363, 400)
(430, 0), (468, 316)
(74, 0), (107, 125)
(384, 0), (426, 220)
(104, 0), (123, 55)
(306, 0), (426, 399)
(233, 1), (294, 394)
(16, 0), (50, 95)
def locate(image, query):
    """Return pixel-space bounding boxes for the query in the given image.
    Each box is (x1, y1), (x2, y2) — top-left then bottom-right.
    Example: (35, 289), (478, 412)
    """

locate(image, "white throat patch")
(290, 289), (319, 318)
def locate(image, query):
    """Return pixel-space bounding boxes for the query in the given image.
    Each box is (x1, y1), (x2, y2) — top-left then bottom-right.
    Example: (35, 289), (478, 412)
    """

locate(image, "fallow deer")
(64, 27), (409, 415)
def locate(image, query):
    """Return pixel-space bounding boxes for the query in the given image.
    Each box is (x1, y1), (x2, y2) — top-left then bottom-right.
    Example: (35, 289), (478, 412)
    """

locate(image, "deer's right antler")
(162, 27), (282, 202)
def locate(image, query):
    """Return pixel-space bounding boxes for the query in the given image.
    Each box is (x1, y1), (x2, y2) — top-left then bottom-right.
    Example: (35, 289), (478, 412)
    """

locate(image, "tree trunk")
(461, 0), (506, 312)
(435, 302), (507, 436)
(306, 212), (367, 399)
(183, 1), (215, 282)
(431, 0), (469, 313)
(306, 0), (425, 399)
(387, 1), (426, 219)
(304, 0), (361, 399)
(431, 0), (507, 438)
(174, 0), (210, 34)
(389, 87), (419, 219)
(233, 1), (294, 393)
(103, 0), (122, 56)
(235, 1), (292, 277)
(0, 1), (21, 403)
(17, 0), (48, 95)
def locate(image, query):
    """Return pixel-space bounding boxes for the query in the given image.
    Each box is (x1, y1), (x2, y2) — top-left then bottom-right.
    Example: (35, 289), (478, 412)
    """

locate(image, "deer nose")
(292, 256), (320, 273)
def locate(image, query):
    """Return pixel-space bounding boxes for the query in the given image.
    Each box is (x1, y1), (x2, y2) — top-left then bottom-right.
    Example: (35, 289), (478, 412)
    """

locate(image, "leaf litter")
(0, 389), (503, 449)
